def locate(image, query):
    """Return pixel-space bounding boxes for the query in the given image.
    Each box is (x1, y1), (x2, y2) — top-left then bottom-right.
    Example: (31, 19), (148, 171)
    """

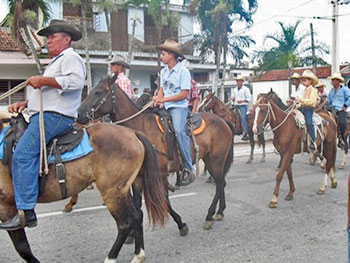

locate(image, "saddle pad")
(155, 115), (206, 135)
(0, 126), (93, 164)
(293, 109), (323, 128)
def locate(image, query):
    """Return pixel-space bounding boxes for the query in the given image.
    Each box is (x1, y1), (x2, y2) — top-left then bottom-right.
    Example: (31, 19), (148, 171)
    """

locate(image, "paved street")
(0, 141), (348, 263)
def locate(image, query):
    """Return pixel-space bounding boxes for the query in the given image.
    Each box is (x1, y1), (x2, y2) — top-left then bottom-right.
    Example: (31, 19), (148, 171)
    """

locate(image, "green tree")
(253, 21), (329, 71)
(3, 0), (52, 74)
(196, 0), (258, 96)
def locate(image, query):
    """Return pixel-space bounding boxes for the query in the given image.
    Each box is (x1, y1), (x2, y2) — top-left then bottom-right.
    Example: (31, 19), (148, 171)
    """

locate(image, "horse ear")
(107, 74), (118, 86)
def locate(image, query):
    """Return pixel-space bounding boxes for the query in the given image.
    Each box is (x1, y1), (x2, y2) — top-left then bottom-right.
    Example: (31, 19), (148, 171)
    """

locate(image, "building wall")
(130, 69), (157, 93)
(179, 13), (193, 44)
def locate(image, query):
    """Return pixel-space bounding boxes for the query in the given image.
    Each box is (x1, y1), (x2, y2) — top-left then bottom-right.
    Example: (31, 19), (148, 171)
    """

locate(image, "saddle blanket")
(155, 115), (206, 135)
(0, 125), (93, 164)
(293, 110), (324, 128)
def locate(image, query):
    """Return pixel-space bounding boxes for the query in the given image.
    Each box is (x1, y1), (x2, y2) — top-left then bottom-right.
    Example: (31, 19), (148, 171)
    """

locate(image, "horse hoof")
(317, 189), (324, 195)
(130, 249), (145, 263)
(179, 224), (189, 236)
(87, 184), (94, 190)
(62, 206), (72, 213)
(268, 201), (277, 208)
(203, 220), (214, 230)
(104, 257), (117, 263)
(260, 158), (265, 163)
(246, 159), (252, 164)
(125, 236), (135, 244)
(214, 214), (224, 221)
(331, 181), (337, 189)
(284, 195), (293, 201)
(338, 164), (344, 169)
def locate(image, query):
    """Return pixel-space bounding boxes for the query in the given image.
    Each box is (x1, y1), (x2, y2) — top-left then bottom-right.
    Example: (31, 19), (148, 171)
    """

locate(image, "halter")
(198, 96), (214, 112)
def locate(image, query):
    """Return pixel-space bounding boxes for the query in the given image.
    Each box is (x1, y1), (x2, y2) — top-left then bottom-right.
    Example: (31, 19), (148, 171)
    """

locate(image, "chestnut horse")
(253, 91), (337, 208)
(0, 122), (168, 263)
(198, 93), (266, 163)
(76, 76), (234, 231)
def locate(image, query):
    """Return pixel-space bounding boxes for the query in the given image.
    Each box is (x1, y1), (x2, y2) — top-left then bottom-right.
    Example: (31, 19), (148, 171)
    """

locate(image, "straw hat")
(327, 72), (345, 83)
(156, 39), (185, 58)
(299, 70), (318, 86)
(289, 72), (301, 79)
(37, 19), (82, 41)
(110, 54), (130, 68)
(235, 75), (245, 81)
(315, 81), (326, 89)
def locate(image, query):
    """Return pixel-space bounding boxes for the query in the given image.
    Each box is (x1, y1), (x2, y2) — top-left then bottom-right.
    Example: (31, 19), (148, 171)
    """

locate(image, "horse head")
(77, 74), (118, 124)
(198, 93), (215, 112)
(252, 95), (270, 135)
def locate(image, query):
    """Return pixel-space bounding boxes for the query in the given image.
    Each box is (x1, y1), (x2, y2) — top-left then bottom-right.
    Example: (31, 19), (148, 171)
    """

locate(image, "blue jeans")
(238, 105), (248, 134)
(12, 112), (74, 210)
(168, 107), (193, 171)
(299, 107), (316, 142)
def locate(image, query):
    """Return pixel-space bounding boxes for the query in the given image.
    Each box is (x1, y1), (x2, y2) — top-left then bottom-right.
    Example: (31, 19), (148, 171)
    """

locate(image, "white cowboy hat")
(327, 72), (345, 83)
(315, 81), (326, 88)
(299, 70), (318, 86)
(235, 75), (244, 81)
(289, 72), (301, 79)
(156, 39), (185, 58)
(110, 54), (130, 68)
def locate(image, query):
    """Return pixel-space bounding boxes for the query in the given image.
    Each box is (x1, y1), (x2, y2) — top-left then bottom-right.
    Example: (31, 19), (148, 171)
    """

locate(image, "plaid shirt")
(115, 72), (132, 98)
(188, 79), (199, 106)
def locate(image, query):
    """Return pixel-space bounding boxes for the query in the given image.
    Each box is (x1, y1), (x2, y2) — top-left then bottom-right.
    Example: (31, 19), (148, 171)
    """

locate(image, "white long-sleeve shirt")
(231, 86), (251, 106)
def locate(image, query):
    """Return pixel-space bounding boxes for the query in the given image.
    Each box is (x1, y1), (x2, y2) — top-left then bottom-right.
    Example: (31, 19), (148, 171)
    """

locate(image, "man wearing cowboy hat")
(0, 19), (86, 230)
(110, 54), (133, 99)
(295, 70), (318, 151)
(287, 72), (305, 106)
(327, 72), (350, 148)
(231, 75), (251, 141)
(315, 81), (328, 98)
(153, 39), (194, 186)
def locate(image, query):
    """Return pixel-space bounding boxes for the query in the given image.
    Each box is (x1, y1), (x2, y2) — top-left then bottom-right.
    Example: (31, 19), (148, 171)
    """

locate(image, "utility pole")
(331, 0), (339, 74)
(310, 23), (317, 75)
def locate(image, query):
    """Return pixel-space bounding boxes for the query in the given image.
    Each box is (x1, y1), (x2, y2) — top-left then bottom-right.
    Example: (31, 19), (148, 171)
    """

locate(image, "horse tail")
(224, 121), (235, 175)
(135, 132), (168, 227)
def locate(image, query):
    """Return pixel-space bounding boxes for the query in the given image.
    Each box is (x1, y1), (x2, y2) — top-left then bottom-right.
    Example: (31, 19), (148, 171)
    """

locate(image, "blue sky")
(1, 0), (350, 65)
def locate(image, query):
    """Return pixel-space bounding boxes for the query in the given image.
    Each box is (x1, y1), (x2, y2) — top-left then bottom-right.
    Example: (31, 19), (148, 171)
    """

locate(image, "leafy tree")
(253, 21), (329, 71)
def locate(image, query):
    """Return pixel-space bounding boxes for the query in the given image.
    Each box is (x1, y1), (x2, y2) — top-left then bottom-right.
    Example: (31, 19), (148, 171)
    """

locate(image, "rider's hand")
(26, 76), (45, 89)
(237, 100), (243, 104)
(152, 96), (164, 107)
(294, 97), (301, 103)
(8, 101), (27, 113)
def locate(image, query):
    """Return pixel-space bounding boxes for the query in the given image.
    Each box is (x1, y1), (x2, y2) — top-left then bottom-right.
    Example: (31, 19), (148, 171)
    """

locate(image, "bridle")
(198, 96), (214, 112)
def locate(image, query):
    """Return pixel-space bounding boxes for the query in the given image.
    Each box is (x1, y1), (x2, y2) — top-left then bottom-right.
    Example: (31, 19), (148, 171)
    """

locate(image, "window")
(0, 80), (26, 106)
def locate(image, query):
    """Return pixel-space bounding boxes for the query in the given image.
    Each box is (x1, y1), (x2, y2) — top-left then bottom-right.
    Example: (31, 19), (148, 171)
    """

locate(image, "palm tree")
(3, 0), (52, 74)
(253, 21), (329, 71)
(196, 0), (258, 97)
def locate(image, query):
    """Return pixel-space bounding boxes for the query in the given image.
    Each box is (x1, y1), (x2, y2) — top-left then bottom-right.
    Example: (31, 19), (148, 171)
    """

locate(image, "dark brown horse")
(253, 91), (337, 208)
(0, 122), (168, 263)
(76, 75), (234, 230)
(198, 93), (266, 163)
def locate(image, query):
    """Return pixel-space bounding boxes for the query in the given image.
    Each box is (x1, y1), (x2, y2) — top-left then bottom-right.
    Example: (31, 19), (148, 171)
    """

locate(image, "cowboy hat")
(327, 72), (345, 83)
(315, 81), (326, 88)
(110, 54), (130, 68)
(289, 72), (301, 79)
(156, 39), (185, 58)
(37, 19), (82, 41)
(235, 75), (245, 81)
(299, 70), (318, 86)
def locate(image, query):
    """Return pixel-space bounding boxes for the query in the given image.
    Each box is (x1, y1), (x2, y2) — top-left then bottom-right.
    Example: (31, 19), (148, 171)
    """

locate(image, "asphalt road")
(0, 142), (348, 263)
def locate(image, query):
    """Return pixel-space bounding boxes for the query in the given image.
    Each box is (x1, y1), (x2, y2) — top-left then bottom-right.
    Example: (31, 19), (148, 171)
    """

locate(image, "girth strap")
(51, 138), (67, 199)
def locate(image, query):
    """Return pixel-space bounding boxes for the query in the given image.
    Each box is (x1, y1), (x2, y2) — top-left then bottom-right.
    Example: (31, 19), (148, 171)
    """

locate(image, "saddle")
(3, 113), (84, 198)
(154, 108), (205, 162)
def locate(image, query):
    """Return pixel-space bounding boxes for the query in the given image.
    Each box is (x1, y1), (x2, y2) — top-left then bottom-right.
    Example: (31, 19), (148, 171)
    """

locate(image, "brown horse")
(76, 75), (234, 230)
(198, 93), (266, 163)
(253, 91), (337, 208)
(0, 122), (168, 263)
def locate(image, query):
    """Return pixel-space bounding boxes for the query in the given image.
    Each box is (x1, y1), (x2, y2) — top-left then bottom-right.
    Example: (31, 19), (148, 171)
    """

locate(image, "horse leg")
(246, 131), (255, 164)
(104, 195), (137, 263)
(285, 162), (295, 201)
(62, 194), (78, 213)
(260, 134), (266, 163)
(204, 176), (223, 230)
(130, 190), (145, 263)
(214, 177), (226, 221)
(339, 142), (348, 169)
(167, 195), (188, 236)
(269, 153), (292, 208)
(7, 229), (40, 263)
